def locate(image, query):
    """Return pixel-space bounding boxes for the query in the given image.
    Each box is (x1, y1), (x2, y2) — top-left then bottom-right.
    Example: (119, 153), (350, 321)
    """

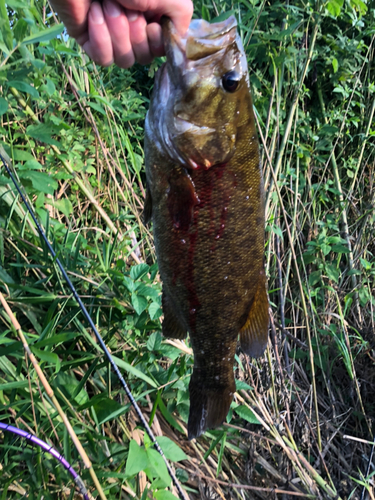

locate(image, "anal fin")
(162, 290), (187, 340)
(240, 271), (269, 358)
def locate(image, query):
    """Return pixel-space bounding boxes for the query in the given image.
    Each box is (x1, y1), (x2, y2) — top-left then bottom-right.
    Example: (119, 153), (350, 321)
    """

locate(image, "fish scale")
(144, 16), (269, 439)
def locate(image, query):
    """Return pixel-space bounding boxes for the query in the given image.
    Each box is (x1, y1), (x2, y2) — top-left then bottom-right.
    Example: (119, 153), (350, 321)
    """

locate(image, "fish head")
(148, 16), (251, 170)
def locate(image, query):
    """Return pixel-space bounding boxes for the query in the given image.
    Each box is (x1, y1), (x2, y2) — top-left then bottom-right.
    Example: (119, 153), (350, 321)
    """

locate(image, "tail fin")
(188, 372), (235, 440)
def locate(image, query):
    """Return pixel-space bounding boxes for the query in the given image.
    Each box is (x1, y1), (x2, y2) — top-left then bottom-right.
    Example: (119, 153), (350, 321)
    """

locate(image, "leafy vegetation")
(0, 0), (374, 498)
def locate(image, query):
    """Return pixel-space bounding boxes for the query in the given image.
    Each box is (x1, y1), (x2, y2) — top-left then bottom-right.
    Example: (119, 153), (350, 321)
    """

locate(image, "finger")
(126, 10), (153, 65)
(149, 0), (193, 35)
(146, 22), (164, 58)
(83, 2), (114, 66)
(117, 0), (193, 35)
(49, 0), (91, 40)
(103, 0), (135, 68)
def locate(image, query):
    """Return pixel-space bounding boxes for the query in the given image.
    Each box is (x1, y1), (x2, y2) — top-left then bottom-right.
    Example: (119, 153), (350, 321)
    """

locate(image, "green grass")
(1, 0), (375, 499)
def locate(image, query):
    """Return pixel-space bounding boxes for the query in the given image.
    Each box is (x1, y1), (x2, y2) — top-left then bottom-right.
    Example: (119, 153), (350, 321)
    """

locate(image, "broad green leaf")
(358, 286), (371, 306)
(20, 159), (43, 170)
(12, 149), (35, 162)
(176, 468), (189, 483)
(331, 244), (350, 254)
(55, 44), (77, 54)
(56, 372), (89, 405)
(217, 432), (227, 476)
(0, 341), (23, 357)
(327, 236), (344, 244)
(26, 124), (61, 147)
(347, 269), (361, 276)
(0, 266), (15, 284)
(325, 263), (339, 283)
(18, 170), (58, 195)
(137, 284), (160, 300)
(320, 124), (339, 135)
(203, 434), (222, 461)
(93, 397), (122, 425)
(234, 405), (261, 424)
(0, 97), (8, 116)
(131, 293), (148, 315)
(327, 0), (344, 17)
(49, 198), (73, 218)
(112, 356), (157, 388)
(351, 0), (368, 15)
(154, 491), (179, 500)
(130, 263), (149, 280)
(5, 0), (26, 7)
(158, 343), (181, 361)
(302, 252), (316, 265)
(156, 394), (184, 433)
(309, 270), (322, 287)
(8, 81), (39, 98)
(88, 102), (106, 116)
(147, 332), (162, 351)
(22, 23), (64, 45)
(0, 381), (29, 390)
(34, 332), (78, 348)
(332, 57), (338, 73)
(40, 78), (56, 96)
(360, 258), (372, 271)
(13, 18), (28, 42)
(0, 0), (13, 50)
(0, 41), (9, 53)
(149, 302), (162, 320)
(125, 440), (149, 477)
(123, 276), (135, 292)
(146, 448), (171, 487)
(235, 380), (253, 391)
(320, 244), (331, 256)
(211, 9), (237, 23)
(45, 77), (56, 95)
(97, 405), (130, 424)
(31, 347), (61, 373)
(156, 436), (187, 462)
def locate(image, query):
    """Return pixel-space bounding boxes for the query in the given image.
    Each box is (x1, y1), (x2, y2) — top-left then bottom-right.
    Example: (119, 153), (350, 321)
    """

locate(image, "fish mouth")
(162, 16), (238, 66)
(175, 116), (215, 135)
(173, 116), (235, 170)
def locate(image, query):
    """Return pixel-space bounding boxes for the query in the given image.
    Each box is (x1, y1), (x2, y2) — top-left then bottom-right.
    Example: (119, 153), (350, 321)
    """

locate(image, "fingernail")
(91, 2), (104, 24)
(126, 9), (139, 22)
(105, 0), (121, 18)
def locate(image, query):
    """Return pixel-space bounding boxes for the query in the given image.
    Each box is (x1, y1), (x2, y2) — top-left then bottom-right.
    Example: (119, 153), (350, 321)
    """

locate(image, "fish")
(144, 15), (269, 439)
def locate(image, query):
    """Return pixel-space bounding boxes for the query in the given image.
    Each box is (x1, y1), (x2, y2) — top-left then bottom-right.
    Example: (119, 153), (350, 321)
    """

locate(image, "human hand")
(49, 0), (193, 68)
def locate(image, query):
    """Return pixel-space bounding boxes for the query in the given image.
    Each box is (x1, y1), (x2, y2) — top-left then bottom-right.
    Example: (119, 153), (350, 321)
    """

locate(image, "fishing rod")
(0, 152), (188, 500)
(0, 422), (90, 500)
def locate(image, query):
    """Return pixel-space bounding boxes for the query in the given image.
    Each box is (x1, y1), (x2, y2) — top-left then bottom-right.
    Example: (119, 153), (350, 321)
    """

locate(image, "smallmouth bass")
(144, 16), (269, 439)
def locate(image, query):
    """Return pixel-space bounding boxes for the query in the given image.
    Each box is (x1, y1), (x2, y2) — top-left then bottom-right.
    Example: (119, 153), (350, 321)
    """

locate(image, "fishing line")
(0, 422), (90, 500)
(0, 152), (188, 500)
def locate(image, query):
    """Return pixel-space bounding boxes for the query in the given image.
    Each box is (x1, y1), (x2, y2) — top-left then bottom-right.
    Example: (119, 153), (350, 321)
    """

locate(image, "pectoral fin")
(240, 271), (269, 358)
(143, 184), (152, 225)
(167, 169), (199, 231)
(162, 290), (187, 339)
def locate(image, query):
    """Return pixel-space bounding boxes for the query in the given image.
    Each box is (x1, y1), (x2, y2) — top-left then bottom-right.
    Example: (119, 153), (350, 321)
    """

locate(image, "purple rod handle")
(0, 422), (90, 500)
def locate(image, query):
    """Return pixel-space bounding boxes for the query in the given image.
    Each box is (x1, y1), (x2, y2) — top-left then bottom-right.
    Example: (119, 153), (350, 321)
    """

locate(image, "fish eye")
(221, 71), (241, 93)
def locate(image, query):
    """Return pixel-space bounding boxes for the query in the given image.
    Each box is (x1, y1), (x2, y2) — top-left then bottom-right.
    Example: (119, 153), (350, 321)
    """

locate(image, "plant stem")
(265, 21), (319, 214)
(0, 291), (106, 500)
(8, 86), (140, 264)
(316, 82), (362, 322)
